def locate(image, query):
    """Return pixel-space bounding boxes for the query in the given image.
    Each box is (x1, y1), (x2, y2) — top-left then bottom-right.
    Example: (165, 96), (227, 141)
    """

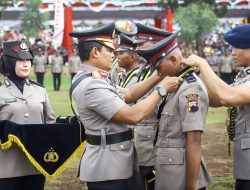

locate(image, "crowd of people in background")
(0, 21), (242, 88)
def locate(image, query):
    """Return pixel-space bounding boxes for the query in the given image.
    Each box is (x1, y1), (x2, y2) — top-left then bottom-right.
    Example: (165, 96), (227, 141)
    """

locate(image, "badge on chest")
(186, 94), (199, 112)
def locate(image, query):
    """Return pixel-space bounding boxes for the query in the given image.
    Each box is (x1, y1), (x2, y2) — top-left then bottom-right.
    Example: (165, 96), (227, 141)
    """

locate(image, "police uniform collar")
(176, 66), (196, 83)
(80, 64), (109, 79)
(238, 66), (250, 77)
(26, 78), (30, 86)
(177, 66), (194, 78)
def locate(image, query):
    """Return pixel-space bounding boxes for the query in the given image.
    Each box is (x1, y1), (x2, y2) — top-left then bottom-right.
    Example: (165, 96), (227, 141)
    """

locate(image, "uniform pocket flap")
(162, 108), (174, 117)
(159, 149), (184, 165)
(241, 138), (250, 150)
(137, 131), (154, 141)
(109, 141), (132, 151)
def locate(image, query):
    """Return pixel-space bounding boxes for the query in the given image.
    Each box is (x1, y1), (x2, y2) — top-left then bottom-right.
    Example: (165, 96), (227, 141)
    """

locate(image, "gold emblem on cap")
(92, 71), (102, 79)
(20, 42), (28, 50)
(44, 147), (59, 163)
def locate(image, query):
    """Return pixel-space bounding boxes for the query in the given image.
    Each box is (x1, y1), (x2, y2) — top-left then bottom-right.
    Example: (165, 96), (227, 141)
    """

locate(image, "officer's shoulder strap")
(69, 72), (92, 118)
(29, 79), (45, 88)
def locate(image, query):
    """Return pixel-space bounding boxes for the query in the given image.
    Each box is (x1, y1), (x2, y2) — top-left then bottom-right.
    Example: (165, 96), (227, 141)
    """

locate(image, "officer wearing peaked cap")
(110, 26), (136, 85)
(182, 24), (250, 190)
(69, 23), (182, 190)
(137, 32), (212, 190)
(116, 34), (140, 88)
(0, 40), (55, 190)
(132, 24), (173, 190)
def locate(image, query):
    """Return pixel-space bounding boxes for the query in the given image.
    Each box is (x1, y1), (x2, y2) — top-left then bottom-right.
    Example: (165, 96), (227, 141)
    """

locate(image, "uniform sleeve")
(178, 84), (209, 133)
(85, 79), (126, 120)
(43, 89), (56, 124)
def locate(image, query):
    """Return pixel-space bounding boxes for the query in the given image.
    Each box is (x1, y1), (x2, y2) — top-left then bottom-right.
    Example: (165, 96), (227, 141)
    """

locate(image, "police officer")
(116, 33), (140, 88)
(137, 32), (212, 190)
(110, 26), (136, 85)
(182, 24), (250, 190)
(133, 23), (172, 190)
(0, 40), (55, 190)
(69, 23), (182, 190)
(68, 49), (80, 80)
(33, 49), (47, 86)
(51, 50), (63, 91)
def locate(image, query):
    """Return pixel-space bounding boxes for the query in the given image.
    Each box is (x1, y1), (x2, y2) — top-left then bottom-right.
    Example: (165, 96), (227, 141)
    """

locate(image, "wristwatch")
(156, 86), (168, 98)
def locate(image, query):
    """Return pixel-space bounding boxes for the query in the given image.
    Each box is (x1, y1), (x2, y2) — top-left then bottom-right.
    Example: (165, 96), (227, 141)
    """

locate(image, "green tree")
(20, 0), (49, 38)
(158, 0), (227, 17)
(175, 2), (218, 54)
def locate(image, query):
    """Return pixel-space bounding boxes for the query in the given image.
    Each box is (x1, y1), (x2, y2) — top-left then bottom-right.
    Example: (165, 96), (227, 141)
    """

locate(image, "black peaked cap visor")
(18, 51), (33, 60)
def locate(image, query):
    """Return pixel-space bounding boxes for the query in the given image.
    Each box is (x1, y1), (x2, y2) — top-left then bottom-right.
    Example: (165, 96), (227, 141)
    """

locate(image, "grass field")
(3, 67), (236, 190)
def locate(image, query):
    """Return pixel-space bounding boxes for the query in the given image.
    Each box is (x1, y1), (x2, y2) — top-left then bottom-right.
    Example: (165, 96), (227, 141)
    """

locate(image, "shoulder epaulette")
(29, 80), (45, 88)
(178, 67), (197, 83)
(183, 72), (196, 83)
(4, 79), (11, 87)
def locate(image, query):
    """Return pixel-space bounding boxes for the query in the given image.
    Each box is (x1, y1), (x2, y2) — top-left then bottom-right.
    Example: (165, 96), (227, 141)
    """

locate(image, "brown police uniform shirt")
(68, 55), (80, 74)
(51, 56), (63, 73)
(134, 66), (158, 167)
(155, 73), (212, 190)
(33, 55), (47, 73)
(0, 78), (55, 178)
(232, 66), (250, 180)
(72, 64), (133, 182)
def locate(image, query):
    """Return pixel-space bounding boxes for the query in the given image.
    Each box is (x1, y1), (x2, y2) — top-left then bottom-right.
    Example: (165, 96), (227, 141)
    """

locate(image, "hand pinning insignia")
(186, 94), (199, 112)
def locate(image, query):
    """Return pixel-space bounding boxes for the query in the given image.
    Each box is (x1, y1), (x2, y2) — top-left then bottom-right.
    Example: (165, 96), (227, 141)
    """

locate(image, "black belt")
(85, 129), (132, 145)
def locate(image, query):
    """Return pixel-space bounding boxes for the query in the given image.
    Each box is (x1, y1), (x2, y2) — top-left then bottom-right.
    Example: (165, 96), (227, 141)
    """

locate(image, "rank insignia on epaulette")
(184, 73), (196, 83)
(98, 70), (109, 78)
(186, 94), (199, 112)
(4, 79), (11, 87)
(92, 71), (102, 79)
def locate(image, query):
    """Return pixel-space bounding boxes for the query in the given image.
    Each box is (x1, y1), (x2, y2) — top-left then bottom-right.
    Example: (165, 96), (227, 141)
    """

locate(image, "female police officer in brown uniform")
(0, 40), (55, 190)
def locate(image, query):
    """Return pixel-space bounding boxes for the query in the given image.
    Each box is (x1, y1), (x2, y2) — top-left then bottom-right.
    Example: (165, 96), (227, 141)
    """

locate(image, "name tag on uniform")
(5, 98), (17, 103)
